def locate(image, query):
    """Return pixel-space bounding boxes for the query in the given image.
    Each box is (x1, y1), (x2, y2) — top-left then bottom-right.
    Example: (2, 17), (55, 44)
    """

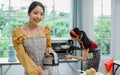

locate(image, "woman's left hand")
(39, 70), (45, 75)
(65, 54), (74, 59)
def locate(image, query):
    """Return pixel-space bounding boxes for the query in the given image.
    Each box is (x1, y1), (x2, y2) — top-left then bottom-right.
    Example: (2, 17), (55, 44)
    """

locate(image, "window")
(93, 0), (111, 55)
(0, 0), (70, 57)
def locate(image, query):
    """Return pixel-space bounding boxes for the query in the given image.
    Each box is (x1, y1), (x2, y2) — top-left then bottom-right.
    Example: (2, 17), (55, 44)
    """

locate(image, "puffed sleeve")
(44, 26), (52, 51)
(12, 27), (42, 75)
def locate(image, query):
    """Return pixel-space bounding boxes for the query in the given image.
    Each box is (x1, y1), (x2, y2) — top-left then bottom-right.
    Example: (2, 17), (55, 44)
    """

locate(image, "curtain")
(111, 0), (120, 60)
(71, 0), (83, 29)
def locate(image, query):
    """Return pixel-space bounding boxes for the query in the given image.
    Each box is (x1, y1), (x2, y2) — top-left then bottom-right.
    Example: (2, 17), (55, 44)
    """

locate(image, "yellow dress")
(12, 26), (52, 75)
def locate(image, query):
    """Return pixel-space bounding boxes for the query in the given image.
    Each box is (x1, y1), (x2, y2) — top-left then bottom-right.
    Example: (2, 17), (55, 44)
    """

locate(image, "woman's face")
(71, 36), (82, 42)
(28, 6), (44, 25)
(71, 37), (78, 42)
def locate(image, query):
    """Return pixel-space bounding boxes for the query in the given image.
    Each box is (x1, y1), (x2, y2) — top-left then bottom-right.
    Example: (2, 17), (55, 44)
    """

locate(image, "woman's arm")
(12, 28), (43, 75)
(44, 26), (53, 57)
(65, 49), (89, 61)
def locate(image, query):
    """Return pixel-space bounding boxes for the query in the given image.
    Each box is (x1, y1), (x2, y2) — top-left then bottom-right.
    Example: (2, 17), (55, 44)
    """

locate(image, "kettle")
(43, 50), (59, 66)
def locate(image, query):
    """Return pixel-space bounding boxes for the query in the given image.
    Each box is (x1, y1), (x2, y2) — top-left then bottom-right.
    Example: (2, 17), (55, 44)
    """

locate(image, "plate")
(61, 45), (70, 49)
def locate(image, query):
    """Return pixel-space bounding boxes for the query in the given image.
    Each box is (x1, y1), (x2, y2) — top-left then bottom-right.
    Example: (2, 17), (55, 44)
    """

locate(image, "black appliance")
(52, 39), (80, 59)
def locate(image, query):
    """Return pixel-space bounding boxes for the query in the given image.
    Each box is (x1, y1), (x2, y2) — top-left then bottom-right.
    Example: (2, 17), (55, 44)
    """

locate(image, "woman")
(12, 1), (52, 75)
(65, 27), (100, 71)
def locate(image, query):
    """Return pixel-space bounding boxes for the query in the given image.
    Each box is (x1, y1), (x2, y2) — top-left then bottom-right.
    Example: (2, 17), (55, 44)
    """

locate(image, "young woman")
(65, 27), (100, 71)
(12, 1), (52, 75)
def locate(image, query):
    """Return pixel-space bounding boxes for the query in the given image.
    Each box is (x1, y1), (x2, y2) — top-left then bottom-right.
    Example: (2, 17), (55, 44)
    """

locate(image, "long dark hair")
(28, 1), (45, 14)
(70, 27), (92, 48)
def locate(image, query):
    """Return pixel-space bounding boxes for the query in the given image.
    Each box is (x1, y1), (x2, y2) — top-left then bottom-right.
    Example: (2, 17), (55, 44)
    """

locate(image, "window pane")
(0, 18), (10, 38)
(10, 0), (31, 17)
(0, 0), (9, 17)
(0, 40), (9, 57)
(94, 0), (111, 55)
(101, 17), (111, 38)
(10, 18), (28, 30)
(94, 17), (102, 39)
(39, 0), (70, 38)
(94, 17), (111, 38)
(103, 0), (111, 16)
(101, 39), (110, 55)
(94, 0), (102, 17)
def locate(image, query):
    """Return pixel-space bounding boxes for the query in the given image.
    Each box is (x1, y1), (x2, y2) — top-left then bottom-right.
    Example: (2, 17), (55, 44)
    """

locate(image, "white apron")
(23, 26), (47, 75)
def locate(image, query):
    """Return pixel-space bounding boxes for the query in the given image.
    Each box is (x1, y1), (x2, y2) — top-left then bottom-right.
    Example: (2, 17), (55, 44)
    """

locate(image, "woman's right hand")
(65, 54), (74, 59)
(45, 48), (54, 58)
(45, 51), (53, 58)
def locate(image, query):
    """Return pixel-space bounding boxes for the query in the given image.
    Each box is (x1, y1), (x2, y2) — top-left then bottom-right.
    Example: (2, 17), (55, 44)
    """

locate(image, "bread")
(89, 68), (96, 75)
(86, 70), (91, 75)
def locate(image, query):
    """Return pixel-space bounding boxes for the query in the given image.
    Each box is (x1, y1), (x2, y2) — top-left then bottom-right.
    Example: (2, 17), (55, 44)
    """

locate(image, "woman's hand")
(39, 70), (45, 75)
(65, 54), (74, 59)
(45, 48), (54, 58)
(45, 51), (53, 58)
